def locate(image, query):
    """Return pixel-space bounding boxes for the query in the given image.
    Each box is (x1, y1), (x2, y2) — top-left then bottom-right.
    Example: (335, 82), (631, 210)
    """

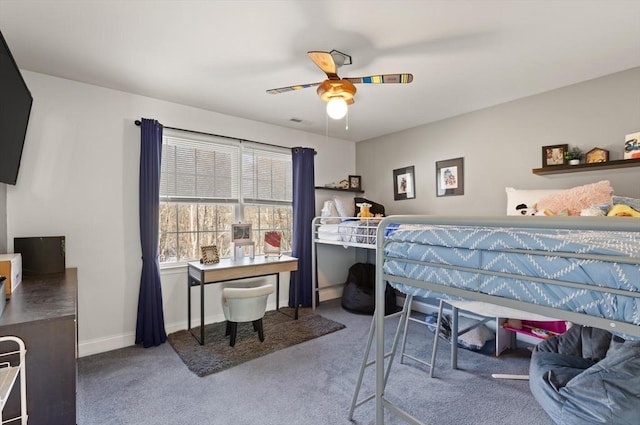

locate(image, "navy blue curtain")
(135, 118), (167, 347)
(289, 147), (316, 308)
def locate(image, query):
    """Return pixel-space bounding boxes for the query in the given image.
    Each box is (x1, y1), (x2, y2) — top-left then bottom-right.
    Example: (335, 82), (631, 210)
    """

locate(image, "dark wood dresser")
(0, 268), (77, 424)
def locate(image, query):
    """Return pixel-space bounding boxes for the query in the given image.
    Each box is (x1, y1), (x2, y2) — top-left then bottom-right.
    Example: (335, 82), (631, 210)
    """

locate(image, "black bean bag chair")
(341, 263), (396, 315)
(529, 325), (640, 424)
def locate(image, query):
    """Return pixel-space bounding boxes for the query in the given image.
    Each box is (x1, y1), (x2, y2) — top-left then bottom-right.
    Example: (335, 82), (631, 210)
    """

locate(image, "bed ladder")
(349, 296), (495, 421)
(349, 294), (443, 420)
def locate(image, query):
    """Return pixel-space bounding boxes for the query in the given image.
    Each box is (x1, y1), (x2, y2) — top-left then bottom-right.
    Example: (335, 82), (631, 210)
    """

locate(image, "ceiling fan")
(266, 50), (413, 119)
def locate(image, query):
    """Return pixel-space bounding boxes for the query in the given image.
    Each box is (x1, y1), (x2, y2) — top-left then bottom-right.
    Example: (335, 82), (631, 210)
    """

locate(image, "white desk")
(187, 255), (298, 345)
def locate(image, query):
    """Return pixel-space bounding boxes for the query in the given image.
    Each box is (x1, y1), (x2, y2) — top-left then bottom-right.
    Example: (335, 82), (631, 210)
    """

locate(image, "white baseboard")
(78, 300), (288, 357)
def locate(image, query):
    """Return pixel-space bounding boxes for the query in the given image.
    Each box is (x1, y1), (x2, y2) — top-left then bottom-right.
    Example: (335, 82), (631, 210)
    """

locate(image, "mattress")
(383, 225), (640, 339)
(317, 219), (381, 245)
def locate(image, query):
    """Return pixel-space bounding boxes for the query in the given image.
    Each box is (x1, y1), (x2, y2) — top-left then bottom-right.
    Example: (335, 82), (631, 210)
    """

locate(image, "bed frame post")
(374, 218), (391, 424)
(311, 217), (317, 310)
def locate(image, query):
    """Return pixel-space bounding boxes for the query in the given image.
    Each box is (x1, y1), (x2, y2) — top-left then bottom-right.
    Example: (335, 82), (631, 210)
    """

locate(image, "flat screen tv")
(0, 29), (33, 185)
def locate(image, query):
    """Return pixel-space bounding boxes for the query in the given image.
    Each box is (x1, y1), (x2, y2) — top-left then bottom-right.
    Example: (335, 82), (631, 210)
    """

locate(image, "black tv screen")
(0, 29), (33, 185)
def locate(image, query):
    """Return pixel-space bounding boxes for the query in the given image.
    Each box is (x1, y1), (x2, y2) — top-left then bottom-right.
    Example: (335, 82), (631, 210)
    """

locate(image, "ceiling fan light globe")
(327, 97), (348, 120)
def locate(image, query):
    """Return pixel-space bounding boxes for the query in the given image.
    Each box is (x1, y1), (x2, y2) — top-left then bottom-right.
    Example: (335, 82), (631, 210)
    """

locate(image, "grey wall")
(356, 67), (640, 215)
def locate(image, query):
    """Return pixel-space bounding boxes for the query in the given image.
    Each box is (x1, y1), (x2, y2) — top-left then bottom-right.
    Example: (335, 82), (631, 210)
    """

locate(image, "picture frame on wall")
(393, 166), (415, 200)
(436, 157), (464, 197)
(348, 175), (362, 191)
(542, 144), (568, 166)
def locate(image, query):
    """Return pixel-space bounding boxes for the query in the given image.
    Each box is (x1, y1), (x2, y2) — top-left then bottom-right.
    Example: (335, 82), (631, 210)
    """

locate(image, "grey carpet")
(78, 299), (555, 425)
(167, 307), (346, 376)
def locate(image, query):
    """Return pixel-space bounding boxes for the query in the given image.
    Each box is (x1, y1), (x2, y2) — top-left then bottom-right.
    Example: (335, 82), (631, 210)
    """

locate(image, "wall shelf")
(315, 186), (364, 194)
(532, 158), (640, 175)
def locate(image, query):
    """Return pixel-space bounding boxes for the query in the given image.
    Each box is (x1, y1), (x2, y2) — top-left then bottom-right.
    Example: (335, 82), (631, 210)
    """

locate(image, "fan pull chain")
(325, 109), (329, 142)
(345, 108), (349, 130)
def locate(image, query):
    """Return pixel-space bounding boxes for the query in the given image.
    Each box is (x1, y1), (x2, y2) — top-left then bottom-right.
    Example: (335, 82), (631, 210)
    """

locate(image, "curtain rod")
(134, 119), (289, 151)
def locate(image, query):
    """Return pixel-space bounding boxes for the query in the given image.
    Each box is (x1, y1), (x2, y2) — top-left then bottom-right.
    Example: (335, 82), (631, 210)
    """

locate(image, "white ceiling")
(1, 0), (639, 142)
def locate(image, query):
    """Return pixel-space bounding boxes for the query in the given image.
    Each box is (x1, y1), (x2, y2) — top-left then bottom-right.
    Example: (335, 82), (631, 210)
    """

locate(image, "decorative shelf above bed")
(532, 158), (640, 175)
(315, 186), (364, 194)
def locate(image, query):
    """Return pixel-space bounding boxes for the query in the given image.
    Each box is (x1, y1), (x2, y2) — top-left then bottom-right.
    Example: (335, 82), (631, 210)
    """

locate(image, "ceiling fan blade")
(344, 74), (414, 84)
(308, 51), (339, 80)
(266, 82), (322, 94)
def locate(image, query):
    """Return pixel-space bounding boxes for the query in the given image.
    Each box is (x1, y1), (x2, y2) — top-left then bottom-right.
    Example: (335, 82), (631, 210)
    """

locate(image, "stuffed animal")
(607, 204), (640, 217)
(357, 202), (374, 218)
(515, 203), (539, 216)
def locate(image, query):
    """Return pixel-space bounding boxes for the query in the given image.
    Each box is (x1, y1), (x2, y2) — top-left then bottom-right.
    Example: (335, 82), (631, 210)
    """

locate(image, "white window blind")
(242, 147), (292, 204)
(160, 136), (240, 202)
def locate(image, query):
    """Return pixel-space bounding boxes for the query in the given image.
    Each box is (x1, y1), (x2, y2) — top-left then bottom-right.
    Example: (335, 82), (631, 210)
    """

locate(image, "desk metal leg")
(187, 279), (191, 332)
(294, 271), (299, 320)
(276, 271), (299, 320)
(188, 278), (205, 345)
(200, 281), (205, 344)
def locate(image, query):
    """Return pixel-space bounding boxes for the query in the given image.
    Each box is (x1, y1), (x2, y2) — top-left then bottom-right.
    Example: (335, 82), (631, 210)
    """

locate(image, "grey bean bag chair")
(529, 325), (640, 424)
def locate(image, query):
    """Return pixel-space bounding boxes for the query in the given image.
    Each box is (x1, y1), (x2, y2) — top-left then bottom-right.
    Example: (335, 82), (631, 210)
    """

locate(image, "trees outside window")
(158, 130), (292, 265)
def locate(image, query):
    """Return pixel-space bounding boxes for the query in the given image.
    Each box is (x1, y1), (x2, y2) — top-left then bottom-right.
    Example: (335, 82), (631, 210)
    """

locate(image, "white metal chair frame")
(0, 335), (27, 425)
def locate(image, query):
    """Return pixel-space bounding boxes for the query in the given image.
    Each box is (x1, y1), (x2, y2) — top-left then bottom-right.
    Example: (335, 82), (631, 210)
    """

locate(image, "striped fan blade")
(344, 74), (414, 84)
(266, 82), (322, 94)
(308, 51), (339, 79)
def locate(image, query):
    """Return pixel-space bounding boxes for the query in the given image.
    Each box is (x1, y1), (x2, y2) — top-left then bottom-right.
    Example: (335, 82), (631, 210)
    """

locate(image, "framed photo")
(542, 144), (568, 166)
(348, 175), (362, 191)
(232, 223), (252, 244)
(585, 147), (609, 164)
(393, 166), (415, 200)
(264, 231), (282, 258)
(200, 245), (220, 264)
(436, 157), (464, 197)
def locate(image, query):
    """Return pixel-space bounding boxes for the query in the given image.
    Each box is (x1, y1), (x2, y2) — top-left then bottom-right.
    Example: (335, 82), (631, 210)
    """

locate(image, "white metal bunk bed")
(372, 215), (640, 425)
(311, 216), (381, 309)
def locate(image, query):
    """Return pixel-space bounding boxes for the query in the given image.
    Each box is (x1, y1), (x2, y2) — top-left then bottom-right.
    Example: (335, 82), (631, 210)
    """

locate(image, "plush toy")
(607, 204), (640, 217)
(580, 206), (606, 216)
(515, 203), (539, 216)
(357, 202), (374, 218)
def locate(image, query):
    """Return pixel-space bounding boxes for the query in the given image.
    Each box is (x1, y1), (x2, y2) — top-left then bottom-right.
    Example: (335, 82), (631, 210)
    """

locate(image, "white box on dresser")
(0, 253), (22, 298)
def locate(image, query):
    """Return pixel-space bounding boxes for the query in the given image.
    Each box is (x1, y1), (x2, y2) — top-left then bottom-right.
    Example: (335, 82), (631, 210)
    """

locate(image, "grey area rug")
(168, 307), (346, 377)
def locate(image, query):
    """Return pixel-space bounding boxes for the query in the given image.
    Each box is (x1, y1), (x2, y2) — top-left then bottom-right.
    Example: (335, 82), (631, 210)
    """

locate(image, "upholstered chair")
(221, 283), (274, 347)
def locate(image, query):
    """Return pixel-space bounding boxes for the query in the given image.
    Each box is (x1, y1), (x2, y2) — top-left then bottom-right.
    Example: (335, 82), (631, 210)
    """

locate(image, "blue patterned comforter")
(383, 225), (640, 337)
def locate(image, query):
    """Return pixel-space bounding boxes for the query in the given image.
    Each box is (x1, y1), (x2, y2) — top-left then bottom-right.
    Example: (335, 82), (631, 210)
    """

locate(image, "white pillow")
(333, 195), (355, 218)
(320, 200), (341, 224)
(505, 187), (562, 216)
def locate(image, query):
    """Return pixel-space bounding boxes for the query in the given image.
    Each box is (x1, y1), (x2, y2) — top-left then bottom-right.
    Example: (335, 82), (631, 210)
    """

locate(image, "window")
(158, 130), (292, 265)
